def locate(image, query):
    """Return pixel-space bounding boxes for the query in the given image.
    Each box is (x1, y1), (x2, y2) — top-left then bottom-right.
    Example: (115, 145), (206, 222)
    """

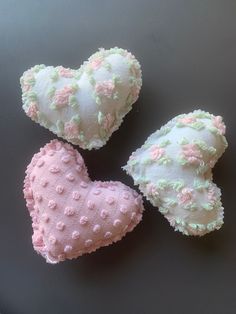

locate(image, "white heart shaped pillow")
(124, 110), (228, 236)
(20, 47), (142, 149)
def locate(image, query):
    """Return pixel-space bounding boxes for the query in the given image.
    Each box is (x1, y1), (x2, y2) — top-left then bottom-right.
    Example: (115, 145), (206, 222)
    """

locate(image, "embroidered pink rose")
(95, 80), (115, 98)
(207, 187), (217, 203)
(178, 116), (197, 125)
(58, 67), (74, 78)
(146, 183), (159, 198)
(89, 56), (103, 70)
(177, 188), (194, 205)
(53, 86), (74, 108)
(212, 116), (226, 135)
(181, 144), (203, 165)
(150, 145), (165, 161)
(26, 102), (38, 119)
(22, 71), (34, 92)
(64, 121), (79, 138)
(102, 113), (115, 132)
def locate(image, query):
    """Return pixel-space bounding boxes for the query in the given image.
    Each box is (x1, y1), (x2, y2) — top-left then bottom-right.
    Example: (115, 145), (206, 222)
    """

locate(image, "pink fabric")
(23, 140), (144, 263)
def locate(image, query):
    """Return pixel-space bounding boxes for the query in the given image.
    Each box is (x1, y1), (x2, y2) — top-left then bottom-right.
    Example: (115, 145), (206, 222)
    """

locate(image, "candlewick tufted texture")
(20, 47), (142, 150)
(124, 110), (228, 236)
(23, 140), (144, 263)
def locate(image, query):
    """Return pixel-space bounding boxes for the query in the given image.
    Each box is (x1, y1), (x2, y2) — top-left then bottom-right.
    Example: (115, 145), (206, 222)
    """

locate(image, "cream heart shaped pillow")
(24, 140), (144, 263)
(20, 47), (142, 149)
(124, 110), (227, 236)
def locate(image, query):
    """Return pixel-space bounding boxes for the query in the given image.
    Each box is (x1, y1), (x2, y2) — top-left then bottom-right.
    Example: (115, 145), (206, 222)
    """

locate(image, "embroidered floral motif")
(177, 188), (194, 205)
(212, 116), (226, 135)
(181, 144), (203, 165)
(89, 56), (103, 70)
(58, 67), (74, 78)
(64, 121), (79, 138)
(101, 113), (115, 132)
(95, 80), (115, 98)
(53, 86), (75, 108)
(178, 116), (197, 125)
(150, 145), (165, 161)
(26, 102), (38, 119)
(146, 183), (159, 198)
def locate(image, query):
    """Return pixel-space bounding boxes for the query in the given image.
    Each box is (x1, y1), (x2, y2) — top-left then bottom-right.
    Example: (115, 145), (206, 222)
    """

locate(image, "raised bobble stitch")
(100, 210), (109, 220)
(56, 221), (65, 231)
(49, 165), (60, 173)
(93, 224), (101, 233)
(80, 181), (88, 188)
(106, 196), (115, 205)
(80, 216), (88, 225)
(40, 178), (48, 187)
(42, 213), (49, 223)
(61, 155), (71, 163)
(85, 239), (93, 247)
(93, 189), (101, 195)
(64, 245), (72, 253)
(47, 150), (55, 156)
(72, 230), (80, 239)
(48, 200), (57, 210)
(108, 186), (115, 191)
(76, 165), (82, 172)
(119, 205), (128, 214)
(56, 185), (64, 194)
(64, 206), (75, 216)
(113, 219), (121, 227)
(131, 212), (137, 221)
(87, 200), (95, 210)
(123, 192), (130, 200)
(104, 231), (112, 239)
(49, 235), (57, 245)
(66, 173), (75, 182)
(37, 159), (44, 167)
(72, 191), (81, 200)
(35, 193), (42, 202)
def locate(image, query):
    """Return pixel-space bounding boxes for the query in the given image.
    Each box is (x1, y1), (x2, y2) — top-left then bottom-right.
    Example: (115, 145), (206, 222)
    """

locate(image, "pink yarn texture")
(23, 140), (144, 263)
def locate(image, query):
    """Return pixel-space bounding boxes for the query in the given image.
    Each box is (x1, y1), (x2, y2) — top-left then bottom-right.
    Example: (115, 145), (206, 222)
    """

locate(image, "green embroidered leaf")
(159, 139), (171, 148)
(50, 69), (59, 82)
(69, 95), (78, 108)
(56, 120), (64, 134)
(71, 114), (80, 124)
(190, 121), (205, 130)
(47, 86), (56, 99)
(97, 111), (104, 125)
(171, 180), (184, 192)
(179, 137), (189, 145)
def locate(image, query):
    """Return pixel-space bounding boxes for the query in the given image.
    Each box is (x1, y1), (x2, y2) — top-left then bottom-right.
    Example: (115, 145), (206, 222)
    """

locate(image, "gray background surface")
(0, 0), (236, 313)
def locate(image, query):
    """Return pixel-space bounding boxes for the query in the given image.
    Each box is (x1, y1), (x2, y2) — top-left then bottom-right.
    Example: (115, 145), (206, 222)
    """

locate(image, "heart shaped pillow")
(124, 110), (227, 236)
(23, 140), (144, 263)
(20, 47), (142, 150)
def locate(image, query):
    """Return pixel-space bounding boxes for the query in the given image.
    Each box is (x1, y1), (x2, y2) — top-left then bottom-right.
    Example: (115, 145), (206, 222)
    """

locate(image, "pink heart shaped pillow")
(23, 140), (144, 263)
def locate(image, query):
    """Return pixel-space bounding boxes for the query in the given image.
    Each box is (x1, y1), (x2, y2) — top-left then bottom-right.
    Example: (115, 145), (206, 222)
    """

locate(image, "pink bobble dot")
(47, 150), (55, 156)
(72, 230), (80, 240)
(123, 192), (130, 200)
(64, 245), (72, 253)
(80, 216), (88, 225)
(61, 155), (71, 163)
(66, 173), (75, 182)
(87, 200), (95, 210)
(80, 181), (88, 188)
(93, 224), (101, 233)
(76, 165), (82, 173)
(64, 207), (75, 216)
(48, 200), (57, 210)
(35, 193), (42, 202)
(106, 196), (115, 205)
(100, 210), (109, 220)
(93, 189), (101, 195)
(49, 235), (57, 245)
(56, 185), (64, 194)
(85, 239), (93, 247)
(72, 191), (81, 200)
(104, 231), (112, 239)
(42, 213), (49, 223)
(113, 219), (121, 227)
(49, 165), (60, 173)
(40, 178), (48, 187)
(119, 205), (128, 214)
(131, 212), (137, 221)
(56, 221), (65, 231)
(37, 159), (45, 167)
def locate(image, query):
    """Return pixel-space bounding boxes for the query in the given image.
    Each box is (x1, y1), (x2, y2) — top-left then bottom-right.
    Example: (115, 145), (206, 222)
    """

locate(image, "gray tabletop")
(1, 1), (236, 313)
